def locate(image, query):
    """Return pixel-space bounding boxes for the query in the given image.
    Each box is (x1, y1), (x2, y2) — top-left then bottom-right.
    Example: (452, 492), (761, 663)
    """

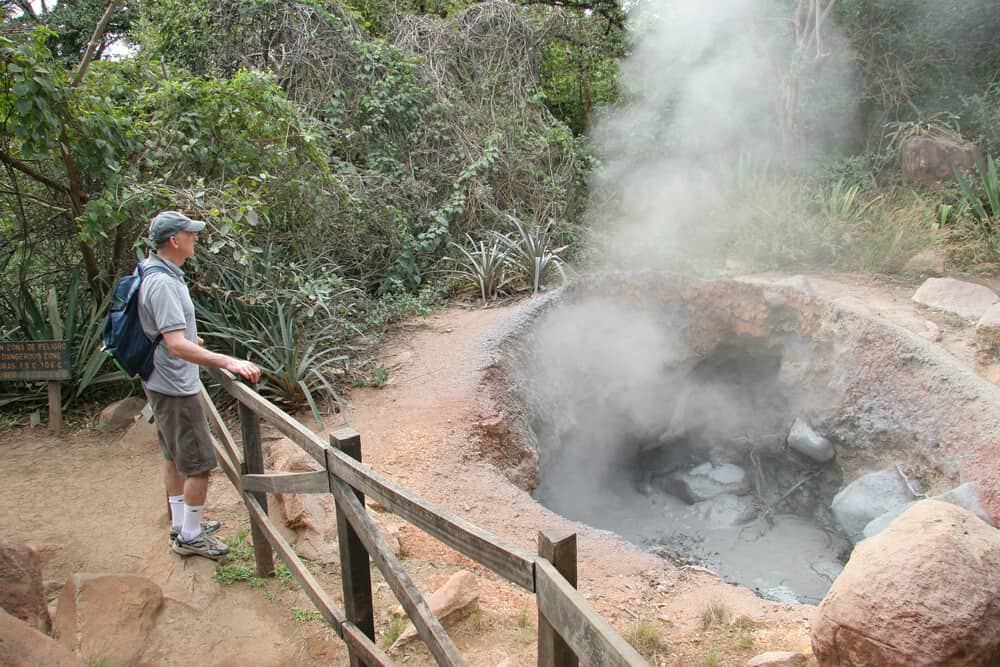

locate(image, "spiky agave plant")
(447, 234), (511, 305)
(494, 214), (568, 295)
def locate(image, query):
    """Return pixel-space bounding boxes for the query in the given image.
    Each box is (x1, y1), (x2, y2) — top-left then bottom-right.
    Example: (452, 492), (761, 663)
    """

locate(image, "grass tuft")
(700, 599), (731, 630)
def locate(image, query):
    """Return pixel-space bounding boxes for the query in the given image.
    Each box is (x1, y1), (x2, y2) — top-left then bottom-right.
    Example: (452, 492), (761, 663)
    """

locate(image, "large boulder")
(812, 500), (1000, 666)
(0, 609), (83, 667)
(900, 136), (985, 186)
(0, 542), (50, 633)
(913, 277), (1000, 320)
(52, 574), (163, 666)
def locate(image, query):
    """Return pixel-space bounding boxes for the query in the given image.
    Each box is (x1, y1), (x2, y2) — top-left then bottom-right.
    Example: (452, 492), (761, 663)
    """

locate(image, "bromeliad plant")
(495, 214), (568, 296)
(193, 249), (362, 428)
(955, 155), (1000, 225)
(447, 234), (512, 306)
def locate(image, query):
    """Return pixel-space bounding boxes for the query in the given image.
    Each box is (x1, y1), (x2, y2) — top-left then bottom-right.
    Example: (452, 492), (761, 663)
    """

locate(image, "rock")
(786, 418), (835, 463)
(975, 304), (1000, 383)
(831, 469), (915, 543)
(687, 493), (757, 528)
(747, 651), (808, 667)
(97, 396), (146, 431)
(761, 585), (800, 605)
(918, 320), (942, 343)
(775, 275), (814, 296)
(0, 609), (83, 667)
(912, 277), (999, 320)
(266, 437), (340, 562)
(52, 574), (163, 666)
(933, 482), (995, 527)
(900, 136), (985, 186)
(862, 502), (915, 539)
(120, 414), (157, 448)
(812, 500), (1000, 666)
(391, 570), (480, 649)
(902, 247), (946, 275)
(0, 542), (50, 633)
(668, 463), (750, 503)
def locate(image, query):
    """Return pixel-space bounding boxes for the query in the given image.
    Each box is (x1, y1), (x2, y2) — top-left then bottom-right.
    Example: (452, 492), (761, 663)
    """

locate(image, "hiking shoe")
(171, 531), (230, 560)
(169, 520), (221, 544)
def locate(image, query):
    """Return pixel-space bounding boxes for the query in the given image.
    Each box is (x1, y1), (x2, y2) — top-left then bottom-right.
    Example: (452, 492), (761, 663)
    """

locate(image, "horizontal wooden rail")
(242, 471), (328, 494)
(206, 368), (536, 591)
(244, 494), (393, 666)
(535, 559), (648, 667)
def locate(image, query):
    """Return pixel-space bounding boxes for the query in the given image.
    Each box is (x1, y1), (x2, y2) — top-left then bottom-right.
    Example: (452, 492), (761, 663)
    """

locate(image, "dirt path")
(1, 271), (993, 666)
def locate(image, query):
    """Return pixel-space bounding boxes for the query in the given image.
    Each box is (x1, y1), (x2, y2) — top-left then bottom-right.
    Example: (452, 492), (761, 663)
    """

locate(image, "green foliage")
(623, 619), (662, 659)
(223, 529), (255, 562)
(496, 214), (568, 295)
(382, 616), (406, 648)
(0, 268), (125, 409)
(448, 235), (511, 305)
(536, 11), (624, 135)
(954, 155), (1000, 224)
(194, 251), (360, 428)
(812, 179), (879, 222)
(275, 563), (293, 582)
(291, 607), (323, 623)
(214, 563), (255, 585)
(354, 365), (390, 388)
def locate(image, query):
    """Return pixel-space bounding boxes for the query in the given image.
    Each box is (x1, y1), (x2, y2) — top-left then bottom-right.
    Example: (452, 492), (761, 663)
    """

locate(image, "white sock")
(180, 504), (205, 542)
(168, 495), (185, 533)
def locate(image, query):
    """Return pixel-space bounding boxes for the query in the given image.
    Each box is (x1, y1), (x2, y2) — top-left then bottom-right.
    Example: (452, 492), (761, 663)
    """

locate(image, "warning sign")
(0, 340), (71, 381)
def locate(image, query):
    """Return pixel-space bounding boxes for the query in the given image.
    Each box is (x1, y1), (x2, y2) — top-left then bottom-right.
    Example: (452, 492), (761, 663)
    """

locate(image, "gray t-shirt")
(138, 254), (200, 396)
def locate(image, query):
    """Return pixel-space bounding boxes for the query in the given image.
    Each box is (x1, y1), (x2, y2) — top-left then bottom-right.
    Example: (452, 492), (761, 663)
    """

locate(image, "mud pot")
(486, 272), (1000, 605)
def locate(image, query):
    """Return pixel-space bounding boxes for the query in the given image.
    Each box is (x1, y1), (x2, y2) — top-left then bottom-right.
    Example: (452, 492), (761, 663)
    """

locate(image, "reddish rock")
(0, 542), (50, 633)
(900, 136), (985, 186)
(0, 609), (83, 667)
(812, 500), (1000, 666)
(265, 437), (340, 562)
(97, 396), (145, 431)
(391, 569), (480, 649)
(52, 574), (163, 666)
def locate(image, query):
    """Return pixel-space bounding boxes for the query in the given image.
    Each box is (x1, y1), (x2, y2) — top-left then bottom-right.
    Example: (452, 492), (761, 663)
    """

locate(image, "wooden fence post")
(538, 529), (578, 667)
(47, 381), (62, 434)
(331, 428), (375, 667)
(239, 400), (274, 577)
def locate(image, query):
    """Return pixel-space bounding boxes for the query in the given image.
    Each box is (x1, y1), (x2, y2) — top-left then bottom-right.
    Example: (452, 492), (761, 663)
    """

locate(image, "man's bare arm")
(162, 330), (261, 383)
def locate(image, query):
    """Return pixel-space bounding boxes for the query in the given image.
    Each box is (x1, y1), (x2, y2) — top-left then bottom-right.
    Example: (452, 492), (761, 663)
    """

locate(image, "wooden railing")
(200, 367), (648, 667)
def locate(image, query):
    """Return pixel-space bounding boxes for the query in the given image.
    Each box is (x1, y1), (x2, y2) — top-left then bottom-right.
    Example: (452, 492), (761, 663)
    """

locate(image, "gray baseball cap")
(149, 210), (206, 243)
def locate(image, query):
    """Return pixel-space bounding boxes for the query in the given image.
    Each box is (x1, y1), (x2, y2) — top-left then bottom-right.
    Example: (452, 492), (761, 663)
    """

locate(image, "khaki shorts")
(146, 390), (217, 476)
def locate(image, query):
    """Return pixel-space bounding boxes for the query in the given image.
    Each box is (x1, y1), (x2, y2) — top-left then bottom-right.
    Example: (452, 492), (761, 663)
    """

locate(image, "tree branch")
(72, 0), (122, 87)
(0, 150), (72, 196)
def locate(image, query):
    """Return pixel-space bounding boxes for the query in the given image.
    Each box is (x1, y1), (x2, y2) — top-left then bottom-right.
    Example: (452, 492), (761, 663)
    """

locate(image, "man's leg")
(165, 460), (185, 538)
(179, 471), (210, 542)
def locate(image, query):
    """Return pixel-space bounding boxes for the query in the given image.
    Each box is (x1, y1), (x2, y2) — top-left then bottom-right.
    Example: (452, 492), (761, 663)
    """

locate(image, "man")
(139, 210), (262, 559)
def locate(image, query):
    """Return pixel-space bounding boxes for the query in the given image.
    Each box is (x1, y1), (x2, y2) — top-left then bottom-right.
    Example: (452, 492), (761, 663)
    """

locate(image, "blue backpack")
(102, 263), (168, 379)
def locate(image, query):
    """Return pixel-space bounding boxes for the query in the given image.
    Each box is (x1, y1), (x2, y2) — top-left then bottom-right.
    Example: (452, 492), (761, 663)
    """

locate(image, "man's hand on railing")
(226, 357), (261, 384)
